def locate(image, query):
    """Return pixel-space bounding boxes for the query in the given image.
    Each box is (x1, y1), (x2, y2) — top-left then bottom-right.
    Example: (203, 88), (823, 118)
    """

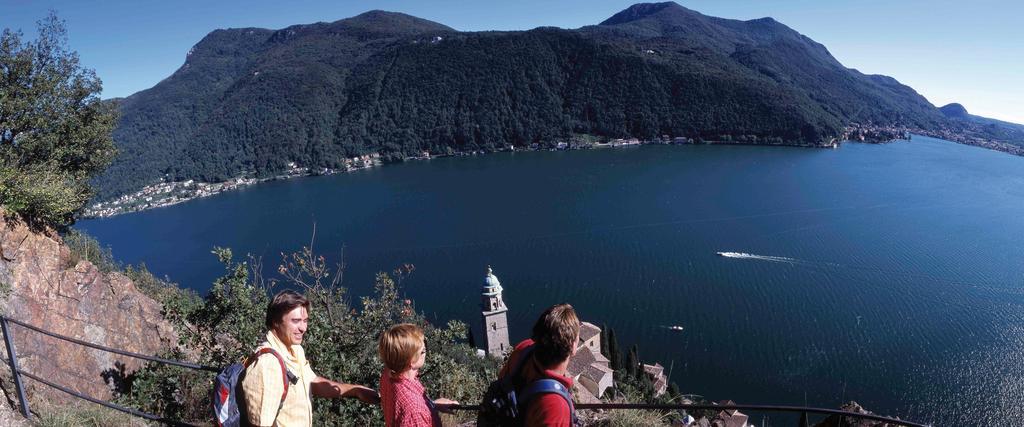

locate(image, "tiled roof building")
(567, 321), (614, 398)
(642, 362), (668, 396)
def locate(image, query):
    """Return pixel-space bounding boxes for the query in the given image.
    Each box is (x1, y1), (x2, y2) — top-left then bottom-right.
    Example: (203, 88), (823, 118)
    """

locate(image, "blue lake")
(79, 136), (1024, 425)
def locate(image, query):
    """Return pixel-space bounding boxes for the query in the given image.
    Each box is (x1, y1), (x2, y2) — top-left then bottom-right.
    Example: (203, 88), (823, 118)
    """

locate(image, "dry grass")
(33, 402), (149, 427)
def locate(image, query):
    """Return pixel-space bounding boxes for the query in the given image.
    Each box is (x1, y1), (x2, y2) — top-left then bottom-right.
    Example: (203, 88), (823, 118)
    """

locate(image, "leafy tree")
(626, 344), (638, 379)
(607, 327), (622, 371)
(667, 382), (682, 401)
(640, 369), (655, 396)
(0, 13), (117, 229)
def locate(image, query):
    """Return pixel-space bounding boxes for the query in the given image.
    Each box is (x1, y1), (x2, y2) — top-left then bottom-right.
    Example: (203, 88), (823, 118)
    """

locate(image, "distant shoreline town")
(82, 154), (384, 218)
(82, 125), (1020, 219)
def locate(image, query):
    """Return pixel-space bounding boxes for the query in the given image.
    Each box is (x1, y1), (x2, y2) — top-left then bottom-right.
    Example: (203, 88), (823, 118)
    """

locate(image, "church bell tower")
(481, 266), (510, 358)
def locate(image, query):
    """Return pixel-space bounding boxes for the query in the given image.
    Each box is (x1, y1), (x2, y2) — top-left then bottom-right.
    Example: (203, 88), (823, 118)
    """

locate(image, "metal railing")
(0, 315), (928, 426)
(0, 315), (217, 427)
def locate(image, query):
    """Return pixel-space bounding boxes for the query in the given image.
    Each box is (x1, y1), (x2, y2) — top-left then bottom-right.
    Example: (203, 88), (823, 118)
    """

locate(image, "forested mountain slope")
(95, 3), (968, 201)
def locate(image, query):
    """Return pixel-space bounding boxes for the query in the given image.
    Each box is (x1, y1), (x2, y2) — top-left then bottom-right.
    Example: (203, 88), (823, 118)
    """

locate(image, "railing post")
(798, 411), (808, 427)
(1, 316), (31, 420)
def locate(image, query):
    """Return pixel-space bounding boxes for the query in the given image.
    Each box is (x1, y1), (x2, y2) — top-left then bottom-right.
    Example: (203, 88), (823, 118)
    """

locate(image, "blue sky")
(4, 0), (1022, 123)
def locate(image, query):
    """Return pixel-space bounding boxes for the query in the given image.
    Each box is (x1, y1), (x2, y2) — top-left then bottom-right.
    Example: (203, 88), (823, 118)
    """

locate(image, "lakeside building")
(711, 401), (750, 427)
(568, 321), (614, 401)
(480, 266), (510, 358)
(642, 363), (669, 396)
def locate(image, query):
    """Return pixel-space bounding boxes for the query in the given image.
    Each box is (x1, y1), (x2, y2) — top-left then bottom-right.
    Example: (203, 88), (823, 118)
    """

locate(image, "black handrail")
(0, 315), (214, 425)
(3, 316), (218, 372)
(14, 367), (198, 427)
(0, 315), (931, 426)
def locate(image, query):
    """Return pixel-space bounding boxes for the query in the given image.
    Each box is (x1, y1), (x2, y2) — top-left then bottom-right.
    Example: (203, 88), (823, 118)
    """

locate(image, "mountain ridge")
(938, 102), (1024, 142)
(92, 3), (1019, 203)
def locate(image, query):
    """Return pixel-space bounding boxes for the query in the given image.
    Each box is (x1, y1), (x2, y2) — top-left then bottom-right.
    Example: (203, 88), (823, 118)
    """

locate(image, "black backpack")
(477, 345), (578, 426)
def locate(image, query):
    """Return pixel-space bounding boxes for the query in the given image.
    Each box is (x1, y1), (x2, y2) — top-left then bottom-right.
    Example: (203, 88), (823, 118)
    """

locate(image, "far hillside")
(94, 2), (1018, 202)
(939, 103), (1024, 143)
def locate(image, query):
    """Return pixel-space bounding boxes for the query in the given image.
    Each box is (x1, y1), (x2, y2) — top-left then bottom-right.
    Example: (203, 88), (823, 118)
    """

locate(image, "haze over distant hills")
(94, 2), (1021, 201)
(938, 102), (1024, 140)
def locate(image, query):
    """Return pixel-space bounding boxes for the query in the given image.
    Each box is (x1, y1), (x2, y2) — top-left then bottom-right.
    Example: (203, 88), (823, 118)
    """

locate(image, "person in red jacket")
(498, 303), (581, 427)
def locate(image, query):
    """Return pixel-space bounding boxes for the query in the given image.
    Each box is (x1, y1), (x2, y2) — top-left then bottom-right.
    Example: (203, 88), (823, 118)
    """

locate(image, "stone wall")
(0, 212), (176, 404)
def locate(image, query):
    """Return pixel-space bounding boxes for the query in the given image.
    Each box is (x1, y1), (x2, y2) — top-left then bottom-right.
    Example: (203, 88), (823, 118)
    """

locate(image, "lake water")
(79, 136), (1024, 425)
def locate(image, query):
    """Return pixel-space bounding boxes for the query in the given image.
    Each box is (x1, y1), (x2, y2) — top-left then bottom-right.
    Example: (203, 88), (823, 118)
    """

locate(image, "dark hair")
(265, 290), (310, 329)
(531, 303), (581, 366)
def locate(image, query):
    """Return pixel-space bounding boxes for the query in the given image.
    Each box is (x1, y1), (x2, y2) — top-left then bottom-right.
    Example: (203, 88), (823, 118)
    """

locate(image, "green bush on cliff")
(63, 229), (120, 273)
(0, 13), (117, 230)
(114, 245), (496, 425)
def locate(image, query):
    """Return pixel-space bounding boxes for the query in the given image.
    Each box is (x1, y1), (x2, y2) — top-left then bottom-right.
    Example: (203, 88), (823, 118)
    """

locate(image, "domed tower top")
(483, 265), (503, 296)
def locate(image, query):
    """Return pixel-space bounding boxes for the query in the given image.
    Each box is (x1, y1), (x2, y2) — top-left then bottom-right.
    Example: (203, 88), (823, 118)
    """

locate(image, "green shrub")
(123, 263), (202, 325)
(62, 229), (120, 273)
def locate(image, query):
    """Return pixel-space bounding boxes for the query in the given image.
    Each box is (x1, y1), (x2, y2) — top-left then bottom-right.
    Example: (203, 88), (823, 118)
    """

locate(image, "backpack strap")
(244, 347), (297, 406)
(520, 379), (578, 425)
(501, 345), (536, 390)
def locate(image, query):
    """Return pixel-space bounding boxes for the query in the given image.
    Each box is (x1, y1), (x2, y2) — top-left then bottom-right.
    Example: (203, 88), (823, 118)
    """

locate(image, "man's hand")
(310, 377), (380, 405)
(434, 398), (459, 413)
(351, 385), (381, 405)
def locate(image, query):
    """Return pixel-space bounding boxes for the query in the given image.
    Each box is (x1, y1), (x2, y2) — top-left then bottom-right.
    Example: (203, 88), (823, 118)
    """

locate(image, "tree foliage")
(63, 228), (120, 272)
(625, 344), (639, 379)
(606, 327), (622, 371)
(0, 13), (117, 229)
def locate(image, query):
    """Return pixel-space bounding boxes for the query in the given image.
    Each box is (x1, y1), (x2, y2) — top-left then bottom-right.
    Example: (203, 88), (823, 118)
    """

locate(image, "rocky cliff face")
(0, 211), (175, 404)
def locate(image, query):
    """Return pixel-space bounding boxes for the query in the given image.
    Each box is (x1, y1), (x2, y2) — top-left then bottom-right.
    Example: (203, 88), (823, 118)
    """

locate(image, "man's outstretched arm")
(310, 377), (380, 404)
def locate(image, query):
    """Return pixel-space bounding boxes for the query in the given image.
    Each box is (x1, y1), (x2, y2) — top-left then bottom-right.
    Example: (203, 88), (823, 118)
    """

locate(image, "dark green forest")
(93, 2), (1011, 202)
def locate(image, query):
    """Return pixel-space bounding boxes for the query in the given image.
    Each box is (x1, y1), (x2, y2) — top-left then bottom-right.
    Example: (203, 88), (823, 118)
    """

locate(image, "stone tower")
(480, 265), (511, 358)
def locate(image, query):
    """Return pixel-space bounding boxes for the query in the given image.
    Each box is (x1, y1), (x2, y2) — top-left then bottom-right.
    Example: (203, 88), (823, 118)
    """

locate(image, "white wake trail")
(716, 252), (800, 264)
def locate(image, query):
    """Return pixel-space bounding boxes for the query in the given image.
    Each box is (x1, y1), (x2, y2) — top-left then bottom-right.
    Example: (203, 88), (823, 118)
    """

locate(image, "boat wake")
(716, 252), (800, 264)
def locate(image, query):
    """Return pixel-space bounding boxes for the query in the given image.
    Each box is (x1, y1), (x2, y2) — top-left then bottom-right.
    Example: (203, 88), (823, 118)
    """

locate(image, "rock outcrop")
(0, 211), (175, 404)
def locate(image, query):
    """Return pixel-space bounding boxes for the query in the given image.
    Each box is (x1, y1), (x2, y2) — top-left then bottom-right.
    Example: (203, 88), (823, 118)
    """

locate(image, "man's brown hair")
(378, 323), (425, 373)
(265, 290), (310, 329)
(531, 303), (581, 366)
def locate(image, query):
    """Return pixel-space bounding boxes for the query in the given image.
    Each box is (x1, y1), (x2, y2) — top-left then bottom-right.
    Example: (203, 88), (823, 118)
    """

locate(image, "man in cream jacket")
(242, 290), (379, 426)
